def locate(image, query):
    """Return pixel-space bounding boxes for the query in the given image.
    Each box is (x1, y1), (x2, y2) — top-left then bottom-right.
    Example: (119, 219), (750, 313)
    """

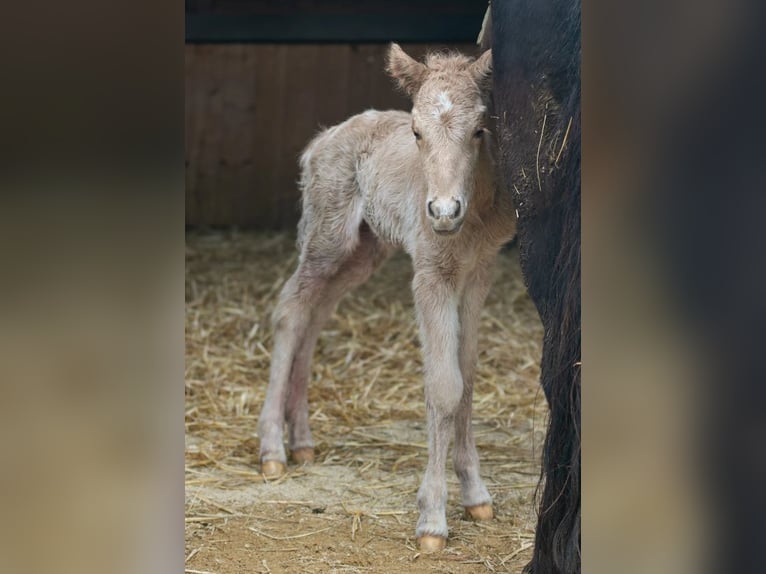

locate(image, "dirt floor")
(185, 230), (546, 573)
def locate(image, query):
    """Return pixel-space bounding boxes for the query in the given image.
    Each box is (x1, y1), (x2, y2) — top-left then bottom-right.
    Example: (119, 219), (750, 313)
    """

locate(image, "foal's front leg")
(413, 272), (463, 551)
(454, 263), (494, 520)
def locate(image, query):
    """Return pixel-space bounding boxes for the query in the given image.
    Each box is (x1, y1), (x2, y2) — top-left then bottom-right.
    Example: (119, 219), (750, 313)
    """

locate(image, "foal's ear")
(471, 49), (492, 93)
(386, 43), (428, 97)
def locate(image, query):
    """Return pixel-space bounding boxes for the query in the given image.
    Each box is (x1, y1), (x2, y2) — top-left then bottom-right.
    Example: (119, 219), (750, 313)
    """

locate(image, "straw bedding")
(185, 229), (547, 573)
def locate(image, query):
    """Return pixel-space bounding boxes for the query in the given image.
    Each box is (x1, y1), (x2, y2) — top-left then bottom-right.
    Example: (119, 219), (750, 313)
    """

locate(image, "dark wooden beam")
(185, 12), (485, 44)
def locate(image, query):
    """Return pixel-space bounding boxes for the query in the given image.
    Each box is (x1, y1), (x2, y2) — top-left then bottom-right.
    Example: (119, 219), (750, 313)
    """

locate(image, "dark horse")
(482, 1), (581, 572)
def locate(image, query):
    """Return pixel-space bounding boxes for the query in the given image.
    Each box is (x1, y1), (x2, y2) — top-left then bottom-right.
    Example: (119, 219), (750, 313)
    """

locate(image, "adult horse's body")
(257, 45), (516, 551)
(483, 1), (582, 572)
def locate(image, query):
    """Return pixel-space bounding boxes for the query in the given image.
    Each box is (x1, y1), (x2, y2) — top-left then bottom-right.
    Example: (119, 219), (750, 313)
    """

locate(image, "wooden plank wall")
(186, 43), (477, 228)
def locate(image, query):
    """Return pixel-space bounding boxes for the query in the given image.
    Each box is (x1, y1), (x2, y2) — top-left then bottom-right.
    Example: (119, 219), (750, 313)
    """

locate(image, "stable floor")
(185, 229), (546, 573)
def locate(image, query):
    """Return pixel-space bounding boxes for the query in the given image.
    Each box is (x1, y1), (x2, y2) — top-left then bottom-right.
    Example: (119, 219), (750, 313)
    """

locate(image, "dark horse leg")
(483, 1), (581, 572)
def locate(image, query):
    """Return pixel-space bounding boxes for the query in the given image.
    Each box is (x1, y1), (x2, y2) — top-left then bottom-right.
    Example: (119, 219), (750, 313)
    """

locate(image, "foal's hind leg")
(257, 261), (331, 477)
(285, 232), (392, 463)
(257, 227), (390, 476)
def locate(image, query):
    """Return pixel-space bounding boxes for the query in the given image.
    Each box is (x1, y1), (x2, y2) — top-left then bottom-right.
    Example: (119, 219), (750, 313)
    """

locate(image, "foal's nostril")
(427, 200), (436, 218)
(454, 200), (462, 219)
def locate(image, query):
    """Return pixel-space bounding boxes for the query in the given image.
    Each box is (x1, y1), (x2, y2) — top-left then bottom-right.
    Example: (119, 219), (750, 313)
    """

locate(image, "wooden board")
(185, 43), (478, 228)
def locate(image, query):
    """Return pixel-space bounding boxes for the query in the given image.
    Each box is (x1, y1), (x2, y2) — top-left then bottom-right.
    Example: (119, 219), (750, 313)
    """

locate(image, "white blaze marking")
(433, 92), (453, 117)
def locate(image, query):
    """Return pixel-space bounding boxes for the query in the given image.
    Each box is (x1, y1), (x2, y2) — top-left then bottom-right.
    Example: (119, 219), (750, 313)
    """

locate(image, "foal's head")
(387, 44), (492, 235)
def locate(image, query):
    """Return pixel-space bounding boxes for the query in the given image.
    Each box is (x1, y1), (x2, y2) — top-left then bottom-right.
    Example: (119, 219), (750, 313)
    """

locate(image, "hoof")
(465, 504), (494, 521)
(418, 535), (447, 552)
(291, 447), (315, 464)
(260, 460), (286, 478)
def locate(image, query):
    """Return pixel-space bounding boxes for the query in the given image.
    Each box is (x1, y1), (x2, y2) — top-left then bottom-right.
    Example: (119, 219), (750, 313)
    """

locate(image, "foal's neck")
(470, 144), (498, 214)
(466, 142), (516, 244)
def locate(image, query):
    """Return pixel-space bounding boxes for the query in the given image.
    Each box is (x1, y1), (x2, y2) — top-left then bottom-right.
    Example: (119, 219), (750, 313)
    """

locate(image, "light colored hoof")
(291, 447), (315, 464)
(260, 460), (286, 478)
(465, 504), (494, 521)
(418, 535), (447, 552)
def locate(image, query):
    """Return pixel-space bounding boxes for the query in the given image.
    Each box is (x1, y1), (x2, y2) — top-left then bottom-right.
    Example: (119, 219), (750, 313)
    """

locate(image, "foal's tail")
(295, 139), (319, 252)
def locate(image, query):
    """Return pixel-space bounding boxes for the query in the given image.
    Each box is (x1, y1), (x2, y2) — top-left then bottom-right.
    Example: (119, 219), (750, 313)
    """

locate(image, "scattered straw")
(249, 526), (334, 540)
(555, 116), (573, 166)
(185, 229), (547, 573)
(499, 542), (535, 565)
(536, 113), (547, 192)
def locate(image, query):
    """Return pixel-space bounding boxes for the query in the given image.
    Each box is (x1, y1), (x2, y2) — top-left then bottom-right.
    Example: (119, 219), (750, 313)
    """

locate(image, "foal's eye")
(413, 129), (421, 140)
(474, 128), (485, 139)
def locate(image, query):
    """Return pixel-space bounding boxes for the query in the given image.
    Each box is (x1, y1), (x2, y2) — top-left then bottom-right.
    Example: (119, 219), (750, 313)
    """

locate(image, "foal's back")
(298, 109), (424, 248)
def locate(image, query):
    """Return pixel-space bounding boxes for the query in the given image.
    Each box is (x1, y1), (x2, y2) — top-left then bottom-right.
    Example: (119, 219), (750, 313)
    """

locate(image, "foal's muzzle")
(427, 197), (464, 234)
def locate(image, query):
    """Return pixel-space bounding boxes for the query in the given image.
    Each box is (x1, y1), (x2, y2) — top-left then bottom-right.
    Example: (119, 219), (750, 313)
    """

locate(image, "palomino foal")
(257, 44), (516, 551)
